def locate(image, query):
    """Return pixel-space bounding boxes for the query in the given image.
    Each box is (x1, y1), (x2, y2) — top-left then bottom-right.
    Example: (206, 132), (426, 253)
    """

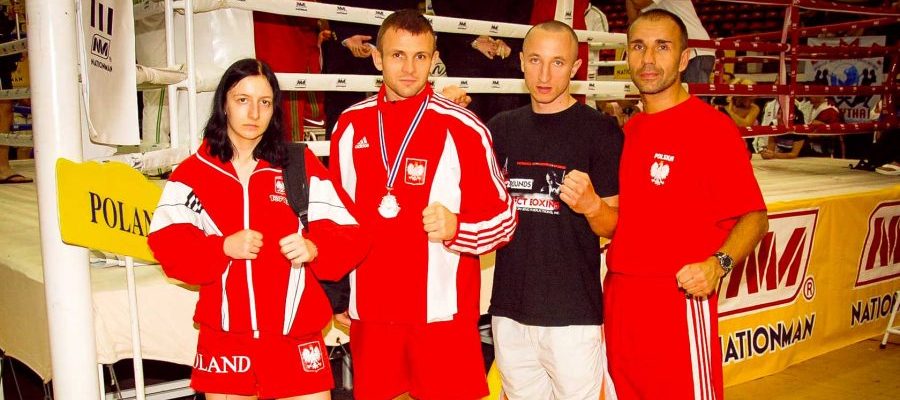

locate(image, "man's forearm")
(718, 210), (769, 263)
(585, 198), (618, 239)
(626, 0), (655, 24)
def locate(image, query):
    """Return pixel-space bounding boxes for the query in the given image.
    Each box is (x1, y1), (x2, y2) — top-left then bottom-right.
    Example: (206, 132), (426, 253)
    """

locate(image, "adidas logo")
(354, 137), (370, 149)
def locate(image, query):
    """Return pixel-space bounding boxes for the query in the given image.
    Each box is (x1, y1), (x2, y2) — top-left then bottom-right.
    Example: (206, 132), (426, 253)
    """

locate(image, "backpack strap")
(283, 142), (310, 228)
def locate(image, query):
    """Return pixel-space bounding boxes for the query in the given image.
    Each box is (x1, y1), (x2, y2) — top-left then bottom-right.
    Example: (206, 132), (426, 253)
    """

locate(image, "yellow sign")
(613, 48), (630, 81)
(720, 187), (900, 386)
(57, 158), (162, 262)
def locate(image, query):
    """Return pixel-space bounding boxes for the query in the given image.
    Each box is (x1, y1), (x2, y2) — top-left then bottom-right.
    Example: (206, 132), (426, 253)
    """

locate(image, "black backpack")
(282, 142), (350, 313)
(283, 142), (310, 227)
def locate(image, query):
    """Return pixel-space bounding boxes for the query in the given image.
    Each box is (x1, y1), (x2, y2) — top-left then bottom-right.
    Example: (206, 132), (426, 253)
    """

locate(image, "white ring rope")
(0, 131), (32, 147)
(0, 87), (30, 100)
(0, 38), (27, 57)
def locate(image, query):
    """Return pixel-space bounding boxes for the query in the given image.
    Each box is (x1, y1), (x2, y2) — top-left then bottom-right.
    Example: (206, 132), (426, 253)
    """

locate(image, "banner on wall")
(807, 36), (885, 123)
(81, 0), (140, 145)
(720, 189), (900, 386)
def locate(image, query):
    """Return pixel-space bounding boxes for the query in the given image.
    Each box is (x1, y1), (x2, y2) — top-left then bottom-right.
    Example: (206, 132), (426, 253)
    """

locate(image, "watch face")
(717, 252), (734, 270)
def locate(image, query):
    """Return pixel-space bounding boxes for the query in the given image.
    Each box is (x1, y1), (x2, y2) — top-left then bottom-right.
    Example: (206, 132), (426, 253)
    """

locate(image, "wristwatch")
(714, 251), (735, 275)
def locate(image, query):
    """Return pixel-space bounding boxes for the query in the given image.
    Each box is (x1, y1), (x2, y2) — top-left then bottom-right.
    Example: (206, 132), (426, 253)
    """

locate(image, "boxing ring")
(0, 0), (898, 398)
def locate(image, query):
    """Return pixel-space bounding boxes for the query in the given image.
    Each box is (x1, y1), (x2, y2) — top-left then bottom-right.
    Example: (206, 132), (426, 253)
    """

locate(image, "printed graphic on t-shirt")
(650, 153), (674, 186)
(298, 341), (325, 372)
(504, 159), (565, 215)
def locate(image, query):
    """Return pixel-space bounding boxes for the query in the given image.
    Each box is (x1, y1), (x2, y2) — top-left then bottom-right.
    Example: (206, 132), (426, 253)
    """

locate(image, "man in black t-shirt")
(488, 21), (622, 399)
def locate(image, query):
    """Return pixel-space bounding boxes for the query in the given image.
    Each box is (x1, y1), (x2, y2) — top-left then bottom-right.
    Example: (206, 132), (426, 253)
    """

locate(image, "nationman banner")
(57, 159), (162, 262)
(719, 187), (900, 386)
(81, 0), (140, 145)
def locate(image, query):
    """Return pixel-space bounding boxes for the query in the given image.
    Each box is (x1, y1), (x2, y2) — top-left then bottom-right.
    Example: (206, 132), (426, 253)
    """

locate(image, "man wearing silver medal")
(328, 9), (517, 400)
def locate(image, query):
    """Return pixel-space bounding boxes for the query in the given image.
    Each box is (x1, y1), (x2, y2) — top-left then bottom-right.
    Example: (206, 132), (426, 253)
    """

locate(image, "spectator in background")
(431, 0), (532, 121)
(721, 78), (760, 153)
(0, 2), (29, 184)
(626, 0), (715, 84)
(253, 11), (326, 142)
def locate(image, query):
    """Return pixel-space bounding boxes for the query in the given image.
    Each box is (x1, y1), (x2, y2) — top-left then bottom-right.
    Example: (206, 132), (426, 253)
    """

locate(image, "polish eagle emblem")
(299, 342), (324, 372)
(650, 160), (670, 186)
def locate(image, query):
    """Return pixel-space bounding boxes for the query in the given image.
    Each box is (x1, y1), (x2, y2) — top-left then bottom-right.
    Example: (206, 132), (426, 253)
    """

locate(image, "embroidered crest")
(405, 158), (427, 185)
(274, 176), (285, 195)
(298, 341), (325, 372)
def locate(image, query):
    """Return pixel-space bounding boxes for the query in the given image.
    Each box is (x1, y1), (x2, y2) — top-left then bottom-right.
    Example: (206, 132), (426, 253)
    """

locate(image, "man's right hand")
(344, 34), (374, 58)
(224, 229), (263, 260)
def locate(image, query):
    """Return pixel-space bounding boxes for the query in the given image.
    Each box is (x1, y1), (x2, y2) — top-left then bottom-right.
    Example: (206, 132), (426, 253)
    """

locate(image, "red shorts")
(191, 328), (333, 398)
(604, 274), (724, 400)
(350, 318), (488, 400)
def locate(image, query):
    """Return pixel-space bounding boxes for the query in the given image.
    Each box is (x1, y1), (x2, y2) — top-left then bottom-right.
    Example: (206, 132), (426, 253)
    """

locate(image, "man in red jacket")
(329, 9), (517, 400)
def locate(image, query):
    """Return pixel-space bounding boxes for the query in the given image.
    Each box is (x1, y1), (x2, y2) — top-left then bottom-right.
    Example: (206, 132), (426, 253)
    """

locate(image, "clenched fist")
(676, 257), (724, 298)
(422, 202), (458, 241)
(224, 229), (263, 260)
(559, 170), (601, 215)
(279, 233), (318, 266)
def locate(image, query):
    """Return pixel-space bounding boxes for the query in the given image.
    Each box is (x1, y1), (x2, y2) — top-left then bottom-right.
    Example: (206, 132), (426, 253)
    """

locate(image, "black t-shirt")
(488, 103), (623, 326)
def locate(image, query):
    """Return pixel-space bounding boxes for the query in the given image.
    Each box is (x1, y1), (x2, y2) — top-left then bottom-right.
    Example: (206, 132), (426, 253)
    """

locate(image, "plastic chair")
(880, 290), (900, 349)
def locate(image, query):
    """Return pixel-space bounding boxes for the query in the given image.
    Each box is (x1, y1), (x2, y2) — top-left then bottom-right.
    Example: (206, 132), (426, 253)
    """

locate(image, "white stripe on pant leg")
(686, 298), (702, 400)
(693, 299), (710, 400)
(699, 298), (716, 400)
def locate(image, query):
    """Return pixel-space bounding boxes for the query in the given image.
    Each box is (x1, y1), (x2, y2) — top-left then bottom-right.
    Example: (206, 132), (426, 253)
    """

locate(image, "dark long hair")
(203, 58), (287, 167)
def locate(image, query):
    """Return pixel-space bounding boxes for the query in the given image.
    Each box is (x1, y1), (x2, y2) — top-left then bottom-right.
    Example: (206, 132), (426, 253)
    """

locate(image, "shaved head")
(524, 20), (579, 60)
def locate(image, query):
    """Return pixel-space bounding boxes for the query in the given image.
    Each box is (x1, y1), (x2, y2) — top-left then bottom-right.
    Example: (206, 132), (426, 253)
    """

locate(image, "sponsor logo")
(295, 1), (307, 12)
(459, 80), (468, 89)
(719, 210), (818, 317)
(508, 178), (533, 190)
(856, 200), (900, 286)
(91, 35), (110, 60)
(336, 78), (347, 88)
(89, 0), (113, 66)
(491, 80), (501, 88)
(294, 79), (307, 89)
(354, 136), (370, 149)
(404, 158), (427, 185)
(374, 10), (386, 20)
(851, 292), (898, 327)
(298, 342), (325, 372)
(193, 353), (251, 374)
(336, 5), (348, 15)
(490, 24), (500, 34)
(375, 77), (383, 87)
(722, 313), (815, 364)
(274, 176), (285, 195)
(457, 21), (467, 30)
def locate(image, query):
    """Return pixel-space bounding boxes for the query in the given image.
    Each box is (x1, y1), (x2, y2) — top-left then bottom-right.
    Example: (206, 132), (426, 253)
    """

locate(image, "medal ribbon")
(378, 95), (430, 191)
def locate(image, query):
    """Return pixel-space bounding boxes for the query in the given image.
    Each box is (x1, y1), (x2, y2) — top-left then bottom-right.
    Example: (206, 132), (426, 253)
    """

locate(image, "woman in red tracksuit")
(148, 59), (366, 399)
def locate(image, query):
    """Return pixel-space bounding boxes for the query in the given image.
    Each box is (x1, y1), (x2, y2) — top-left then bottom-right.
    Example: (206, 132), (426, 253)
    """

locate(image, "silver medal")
(378, 193), (400, 218)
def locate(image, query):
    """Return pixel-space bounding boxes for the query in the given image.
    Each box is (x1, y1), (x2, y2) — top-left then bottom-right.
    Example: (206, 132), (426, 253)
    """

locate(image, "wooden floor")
(726, 336), (900, 400)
